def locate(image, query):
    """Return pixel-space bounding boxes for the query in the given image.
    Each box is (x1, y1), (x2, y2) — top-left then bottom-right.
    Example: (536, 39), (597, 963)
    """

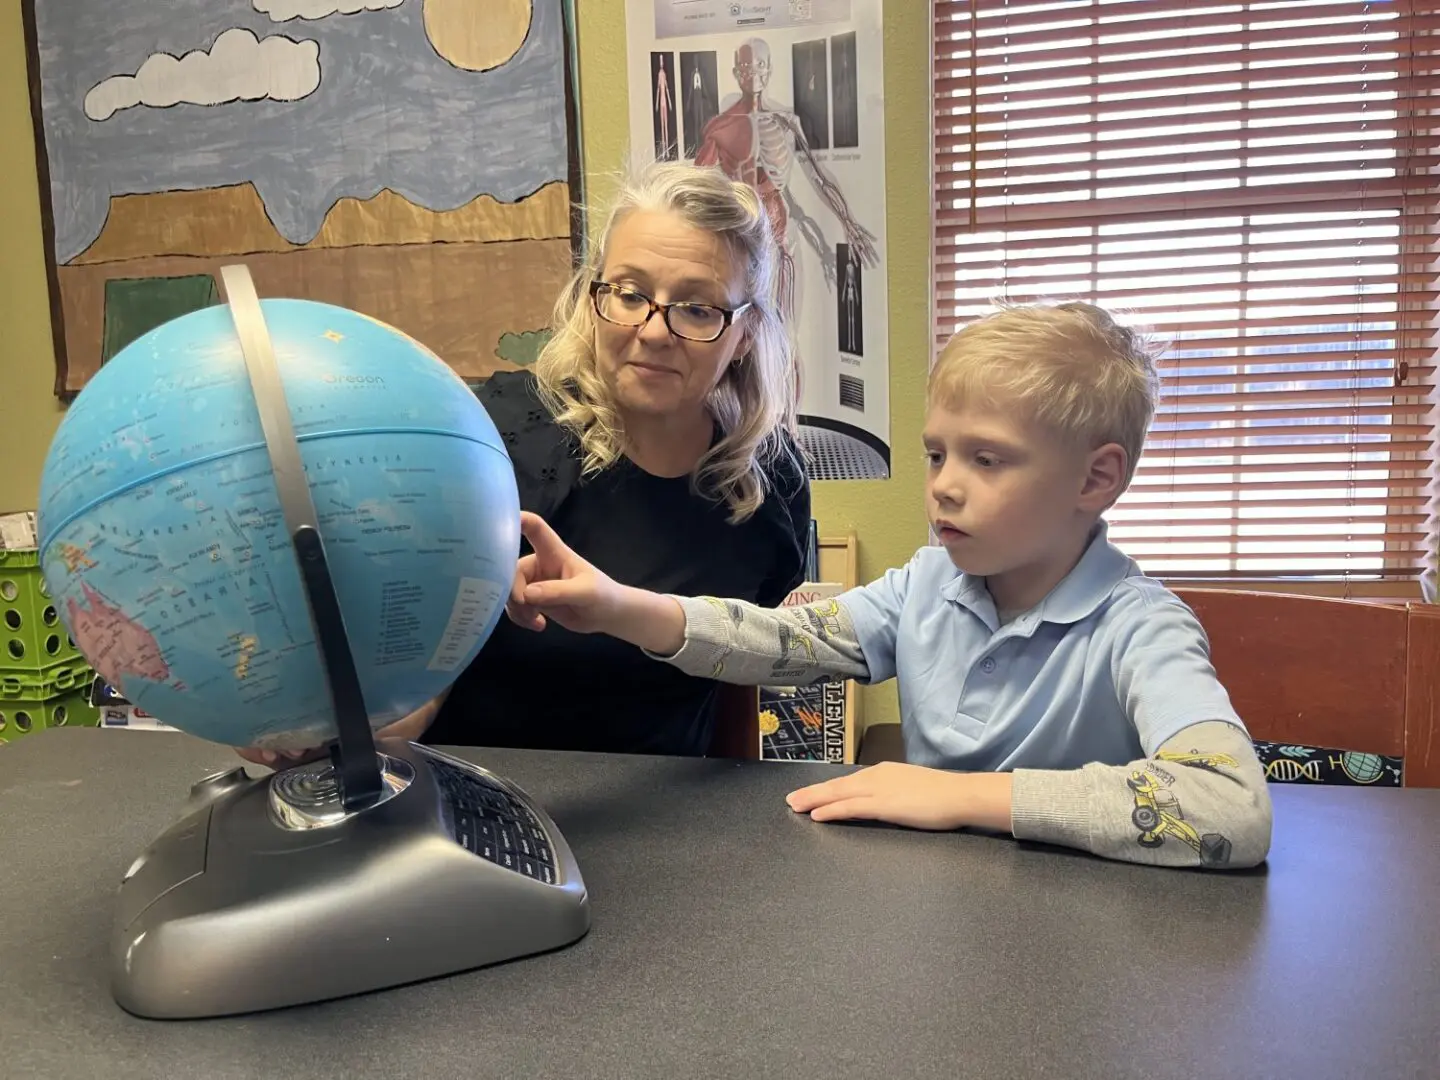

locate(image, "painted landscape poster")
(23, 0), (581, 397)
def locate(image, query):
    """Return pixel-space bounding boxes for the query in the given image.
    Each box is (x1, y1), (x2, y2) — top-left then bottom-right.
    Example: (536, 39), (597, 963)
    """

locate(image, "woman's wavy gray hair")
(531, 161), (800, 523)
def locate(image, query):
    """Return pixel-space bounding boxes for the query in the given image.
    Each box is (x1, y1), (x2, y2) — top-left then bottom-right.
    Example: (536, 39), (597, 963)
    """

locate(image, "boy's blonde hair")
(532, 161), (799, 523)
(928, 301), (1162, 487)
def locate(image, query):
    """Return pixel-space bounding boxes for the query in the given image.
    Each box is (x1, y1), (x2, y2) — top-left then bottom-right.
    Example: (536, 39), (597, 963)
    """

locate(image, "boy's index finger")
(518, 511), (568, 562)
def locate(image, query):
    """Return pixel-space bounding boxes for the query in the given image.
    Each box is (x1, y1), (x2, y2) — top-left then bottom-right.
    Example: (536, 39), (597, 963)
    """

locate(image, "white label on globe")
(427, 577), (506, 672)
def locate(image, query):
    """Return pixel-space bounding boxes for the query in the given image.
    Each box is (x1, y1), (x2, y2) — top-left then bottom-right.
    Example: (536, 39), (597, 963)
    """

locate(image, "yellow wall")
(0, 5), (67, 513)
(0, 1), (928, 726)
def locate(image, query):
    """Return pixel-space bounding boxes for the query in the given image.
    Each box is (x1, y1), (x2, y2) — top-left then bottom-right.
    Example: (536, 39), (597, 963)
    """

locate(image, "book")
(758, 582), (857, 764)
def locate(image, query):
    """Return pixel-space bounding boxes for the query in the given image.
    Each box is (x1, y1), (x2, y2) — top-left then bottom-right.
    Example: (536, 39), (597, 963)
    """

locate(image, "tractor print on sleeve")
(1127, 770), (1234, 868)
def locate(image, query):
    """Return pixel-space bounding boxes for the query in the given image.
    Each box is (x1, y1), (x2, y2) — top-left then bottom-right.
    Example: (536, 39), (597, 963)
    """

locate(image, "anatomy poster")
(626, 0), (889, 480)
(23, 0), (581, 398)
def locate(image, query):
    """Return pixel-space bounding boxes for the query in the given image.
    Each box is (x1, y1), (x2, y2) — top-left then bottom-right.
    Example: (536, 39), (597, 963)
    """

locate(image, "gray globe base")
(111, 739), (590, 1019)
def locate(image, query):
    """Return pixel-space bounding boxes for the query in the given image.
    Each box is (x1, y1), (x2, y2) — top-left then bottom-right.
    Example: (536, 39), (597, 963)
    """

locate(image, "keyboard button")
(430, 758), (561, 880)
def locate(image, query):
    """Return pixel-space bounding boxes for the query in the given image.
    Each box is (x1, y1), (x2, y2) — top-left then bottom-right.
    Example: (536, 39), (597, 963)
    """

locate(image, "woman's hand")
(233, 692), (447, 769)
(234, 744), (326, 769)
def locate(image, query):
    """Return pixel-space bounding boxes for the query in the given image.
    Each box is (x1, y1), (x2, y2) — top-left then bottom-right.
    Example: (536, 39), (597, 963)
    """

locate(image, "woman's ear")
(729, 324), (754, 376)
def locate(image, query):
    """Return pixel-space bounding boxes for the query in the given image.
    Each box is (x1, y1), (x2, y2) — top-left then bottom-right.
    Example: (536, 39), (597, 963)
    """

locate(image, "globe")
(36, 298), (520, 751)
(1338, 751), (1386, 785)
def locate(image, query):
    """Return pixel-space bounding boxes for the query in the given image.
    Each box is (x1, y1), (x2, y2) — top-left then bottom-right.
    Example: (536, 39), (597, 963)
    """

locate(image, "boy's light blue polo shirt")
(840, 522), (1245, 772)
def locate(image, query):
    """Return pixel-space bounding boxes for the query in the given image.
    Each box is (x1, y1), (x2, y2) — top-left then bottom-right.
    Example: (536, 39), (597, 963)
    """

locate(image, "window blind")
(932, 0), (1439, 582)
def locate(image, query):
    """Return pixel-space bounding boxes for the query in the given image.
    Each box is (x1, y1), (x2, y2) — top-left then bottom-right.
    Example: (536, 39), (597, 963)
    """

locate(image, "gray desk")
(1, 729), (1436, 1080)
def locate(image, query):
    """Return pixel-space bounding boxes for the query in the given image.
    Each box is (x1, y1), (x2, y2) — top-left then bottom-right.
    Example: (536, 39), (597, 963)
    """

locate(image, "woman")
(242, 163), (809, 765)
(428, 161), (809, 755)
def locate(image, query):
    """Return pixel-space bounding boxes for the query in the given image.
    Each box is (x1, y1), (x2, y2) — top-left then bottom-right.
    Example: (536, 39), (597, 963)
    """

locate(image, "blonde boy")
(509, 302), (1273, 870)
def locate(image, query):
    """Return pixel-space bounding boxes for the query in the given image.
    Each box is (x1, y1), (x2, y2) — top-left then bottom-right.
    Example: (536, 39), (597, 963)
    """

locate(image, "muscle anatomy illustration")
(694, 38), (876, 317)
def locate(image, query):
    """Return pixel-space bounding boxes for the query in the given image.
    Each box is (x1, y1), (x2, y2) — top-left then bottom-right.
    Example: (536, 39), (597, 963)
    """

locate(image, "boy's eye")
(974, 453), (1000, 468)
(924, 450), (943, 468)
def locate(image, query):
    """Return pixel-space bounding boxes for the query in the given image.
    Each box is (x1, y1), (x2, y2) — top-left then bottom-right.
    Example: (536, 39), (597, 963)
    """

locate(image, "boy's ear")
(1079, 443), (1127, 512)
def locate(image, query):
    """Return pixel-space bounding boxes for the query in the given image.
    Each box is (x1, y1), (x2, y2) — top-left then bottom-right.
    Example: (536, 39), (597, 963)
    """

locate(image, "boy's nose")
(932, 471), (964, 507)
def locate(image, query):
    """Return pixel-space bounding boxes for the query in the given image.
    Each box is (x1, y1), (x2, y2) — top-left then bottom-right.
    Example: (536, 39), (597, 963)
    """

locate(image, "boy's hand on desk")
(786, 763), (1015, 833)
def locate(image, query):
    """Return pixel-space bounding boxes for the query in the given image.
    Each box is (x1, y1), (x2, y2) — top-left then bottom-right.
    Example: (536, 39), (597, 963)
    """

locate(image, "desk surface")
(1, 729), (1437, 1080)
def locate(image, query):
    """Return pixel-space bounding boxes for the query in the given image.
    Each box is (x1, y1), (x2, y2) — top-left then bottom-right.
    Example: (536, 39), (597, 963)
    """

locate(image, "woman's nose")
(636, 308), (674, 345)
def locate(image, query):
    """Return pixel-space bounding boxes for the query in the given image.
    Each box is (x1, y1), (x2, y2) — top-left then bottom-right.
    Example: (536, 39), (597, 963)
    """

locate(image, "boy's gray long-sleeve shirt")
(654, 595), (1273, 870)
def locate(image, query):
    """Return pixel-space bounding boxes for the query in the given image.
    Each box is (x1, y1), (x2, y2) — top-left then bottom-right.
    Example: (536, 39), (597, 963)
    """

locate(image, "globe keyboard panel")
(428, 757), (558, 884)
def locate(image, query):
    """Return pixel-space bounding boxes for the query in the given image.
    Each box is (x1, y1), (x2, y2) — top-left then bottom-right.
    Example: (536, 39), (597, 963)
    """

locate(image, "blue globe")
(36, 299), (520, 751)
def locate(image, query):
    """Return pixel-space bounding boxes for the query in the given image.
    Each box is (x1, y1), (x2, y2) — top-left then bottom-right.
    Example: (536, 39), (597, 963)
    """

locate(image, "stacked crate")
(0, 549), (99, 745)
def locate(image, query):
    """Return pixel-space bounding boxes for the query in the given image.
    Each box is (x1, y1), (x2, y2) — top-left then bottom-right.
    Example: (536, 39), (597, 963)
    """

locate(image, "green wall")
(0, 1), (930, 728)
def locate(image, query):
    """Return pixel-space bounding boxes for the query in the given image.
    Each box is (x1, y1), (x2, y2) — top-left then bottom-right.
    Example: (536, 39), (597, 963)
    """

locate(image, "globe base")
(268, 751), (415, 830)
(110, 740), (590, 1019)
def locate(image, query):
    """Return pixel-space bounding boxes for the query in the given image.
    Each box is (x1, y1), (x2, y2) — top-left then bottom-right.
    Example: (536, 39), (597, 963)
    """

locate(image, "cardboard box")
(89, 675), (176, 732)
(758, 582), (859, 764)
(0, 511), (37, 551)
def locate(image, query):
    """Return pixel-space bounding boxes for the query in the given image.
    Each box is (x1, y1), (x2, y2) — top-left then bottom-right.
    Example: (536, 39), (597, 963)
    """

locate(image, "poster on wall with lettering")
(624, 0), (889, 480)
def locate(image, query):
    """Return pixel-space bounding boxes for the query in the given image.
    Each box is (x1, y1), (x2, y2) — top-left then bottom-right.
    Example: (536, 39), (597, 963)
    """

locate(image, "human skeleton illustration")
(695, 37), (877, 317)
(654, 57), (674, 159)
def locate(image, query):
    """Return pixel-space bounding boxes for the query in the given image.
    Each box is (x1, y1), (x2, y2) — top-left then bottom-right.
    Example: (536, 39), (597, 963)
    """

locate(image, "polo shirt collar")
(938, 520), (1136, 628)
(1036, 520), (1136, 624)
(940, 567), (995, 624)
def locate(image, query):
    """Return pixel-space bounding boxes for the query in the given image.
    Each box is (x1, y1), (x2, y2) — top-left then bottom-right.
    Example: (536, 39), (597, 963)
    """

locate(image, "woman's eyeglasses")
(589, 281), (750, 343)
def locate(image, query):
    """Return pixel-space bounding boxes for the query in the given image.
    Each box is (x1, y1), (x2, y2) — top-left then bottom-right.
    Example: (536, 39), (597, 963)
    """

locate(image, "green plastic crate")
(0, 549), (82, 672)
(0, 657), (94, 701)
(0, 687), (99, 744)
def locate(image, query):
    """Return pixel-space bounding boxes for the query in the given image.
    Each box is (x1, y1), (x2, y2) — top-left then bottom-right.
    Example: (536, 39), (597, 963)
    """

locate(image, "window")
(932, 0), (1439, 590)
